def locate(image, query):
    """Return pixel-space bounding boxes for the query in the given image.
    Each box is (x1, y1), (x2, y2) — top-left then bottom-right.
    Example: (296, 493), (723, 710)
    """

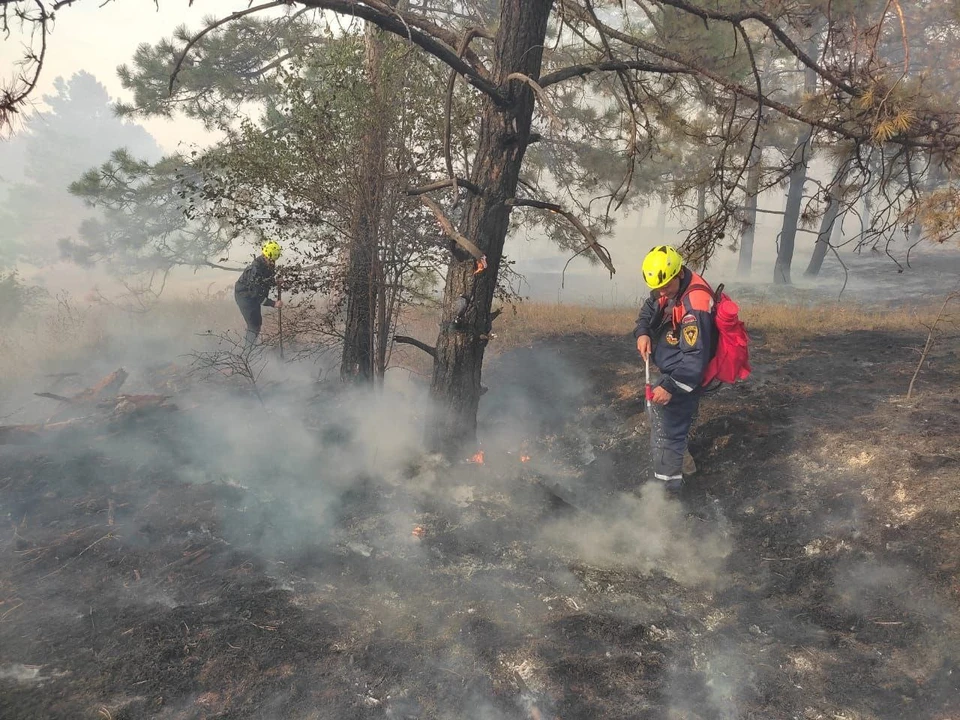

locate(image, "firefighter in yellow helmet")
(234, 241), (283, 347)
(634, 245), (715, 493)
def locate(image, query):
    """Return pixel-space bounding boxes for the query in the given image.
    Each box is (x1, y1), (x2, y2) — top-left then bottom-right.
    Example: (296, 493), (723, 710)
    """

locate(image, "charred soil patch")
(1, 320), (959, 719)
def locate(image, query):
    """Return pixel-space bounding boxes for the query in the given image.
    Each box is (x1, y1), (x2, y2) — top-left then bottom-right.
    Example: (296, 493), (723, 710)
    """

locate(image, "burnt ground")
(1, 323), (959, 719)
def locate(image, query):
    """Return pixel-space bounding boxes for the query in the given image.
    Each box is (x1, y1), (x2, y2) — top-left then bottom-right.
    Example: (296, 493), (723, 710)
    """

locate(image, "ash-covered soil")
(1, 324), (959, 719)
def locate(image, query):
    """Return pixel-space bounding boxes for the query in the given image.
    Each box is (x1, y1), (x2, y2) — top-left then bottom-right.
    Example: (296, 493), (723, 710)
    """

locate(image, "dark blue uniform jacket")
(235, 255), (276, 308)
(633, 268), (715, 395)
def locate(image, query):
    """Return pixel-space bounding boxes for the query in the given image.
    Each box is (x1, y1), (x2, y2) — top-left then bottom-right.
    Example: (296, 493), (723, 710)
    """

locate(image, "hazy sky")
(1, 0), (218, 151)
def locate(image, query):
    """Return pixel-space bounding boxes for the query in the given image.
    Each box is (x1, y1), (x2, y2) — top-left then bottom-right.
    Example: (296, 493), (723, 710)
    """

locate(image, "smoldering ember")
(2, 2), (960, 719)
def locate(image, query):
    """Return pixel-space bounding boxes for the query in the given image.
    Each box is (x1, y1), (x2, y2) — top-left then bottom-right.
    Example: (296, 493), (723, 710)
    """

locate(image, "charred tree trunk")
(737, 146), (761, 279)
(426, 0), (553, 454)
(804, 169), (848, 278)
(341, 18), (390, 383)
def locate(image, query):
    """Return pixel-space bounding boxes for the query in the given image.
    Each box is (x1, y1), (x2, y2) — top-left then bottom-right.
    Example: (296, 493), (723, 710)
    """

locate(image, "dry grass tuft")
(487, 300), (927, 353)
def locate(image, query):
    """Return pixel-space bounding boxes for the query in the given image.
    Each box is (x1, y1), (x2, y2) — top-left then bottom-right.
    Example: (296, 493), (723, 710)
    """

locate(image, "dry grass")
(488, 303), (635, 350)
(738, 302), (925, 350)
(0, 295), (938, 396)
(486, 300), (927, 352)
(0, 291), (240, 390)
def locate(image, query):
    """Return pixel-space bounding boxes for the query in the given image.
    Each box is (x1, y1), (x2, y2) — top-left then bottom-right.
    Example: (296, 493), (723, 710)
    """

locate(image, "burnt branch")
(394, 335), (436, 358)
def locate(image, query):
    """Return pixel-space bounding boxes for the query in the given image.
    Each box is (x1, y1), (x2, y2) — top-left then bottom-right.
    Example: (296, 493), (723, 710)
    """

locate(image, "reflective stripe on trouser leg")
(651, 389), (701, 482)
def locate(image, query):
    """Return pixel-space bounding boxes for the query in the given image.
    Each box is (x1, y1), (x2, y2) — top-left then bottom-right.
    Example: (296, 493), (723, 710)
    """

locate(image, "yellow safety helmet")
(262, 241), (282, 261)
(642, 245), (683, 289)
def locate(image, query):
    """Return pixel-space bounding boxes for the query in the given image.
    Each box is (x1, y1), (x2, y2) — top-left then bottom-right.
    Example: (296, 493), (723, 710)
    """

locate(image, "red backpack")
(682, 282), (751, 385)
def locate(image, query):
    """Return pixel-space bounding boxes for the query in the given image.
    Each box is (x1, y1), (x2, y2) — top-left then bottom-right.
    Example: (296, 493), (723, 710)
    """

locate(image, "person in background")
(633, 245), (715, 493)
(234, 240), (283, 348)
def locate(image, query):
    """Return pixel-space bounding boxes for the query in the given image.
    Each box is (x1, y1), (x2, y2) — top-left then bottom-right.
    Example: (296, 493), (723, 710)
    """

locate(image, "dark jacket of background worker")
(235, 241), (283, 347)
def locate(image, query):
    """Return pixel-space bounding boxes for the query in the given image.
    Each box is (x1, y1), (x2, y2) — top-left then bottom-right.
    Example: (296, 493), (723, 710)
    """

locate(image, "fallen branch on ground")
(0, 395), (178, 445)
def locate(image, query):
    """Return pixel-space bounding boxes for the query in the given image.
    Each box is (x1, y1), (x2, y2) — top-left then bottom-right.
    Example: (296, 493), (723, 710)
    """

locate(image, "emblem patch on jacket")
(665, 330), (680, 346)
(682, 325), (699, 347)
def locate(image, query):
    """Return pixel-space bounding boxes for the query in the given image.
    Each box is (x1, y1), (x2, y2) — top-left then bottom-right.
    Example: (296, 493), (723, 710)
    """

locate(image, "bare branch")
(651, 0), (858, 96)
(560, 0), (864, 141)
(299, 0), (506, 105)
(419, 194), (484, 259)
(443, 27), (486, 202)
(506, 197), (616, 275)
(407, 177), (483, 196)
(540, 59), (690, 87)
(394, 334), (436, 357)
(504, 72), (562, 127)
(169, 0), (290, 95)
(907, 290), (959, 399)
(0, 0), (48, 131)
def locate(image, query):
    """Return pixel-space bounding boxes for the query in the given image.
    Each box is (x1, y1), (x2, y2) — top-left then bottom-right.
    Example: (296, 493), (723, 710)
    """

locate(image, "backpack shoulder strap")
(681, 282), (716, 312)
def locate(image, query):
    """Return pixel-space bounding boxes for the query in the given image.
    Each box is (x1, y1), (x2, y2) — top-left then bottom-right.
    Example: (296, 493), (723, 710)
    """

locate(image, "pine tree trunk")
(804, 168), (847, 278)
(656, 200), (667, 239)
(696, 185), (706, 224)
(774, 144), (807, 284)
(426, 0), (553, 454)
(859, 192), (872, 245)
(774, 39), (818, 285)
(341, 19), (390, 383)
(737, 146), (761, 279)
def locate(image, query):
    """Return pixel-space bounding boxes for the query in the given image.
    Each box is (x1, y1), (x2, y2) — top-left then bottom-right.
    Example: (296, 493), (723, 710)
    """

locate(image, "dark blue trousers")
(651, 384), (701, 483)
(235, 292), (263, 347)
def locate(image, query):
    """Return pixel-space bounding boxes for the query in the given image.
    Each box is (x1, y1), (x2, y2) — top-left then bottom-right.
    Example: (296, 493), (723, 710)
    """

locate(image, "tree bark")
(737, 145), (761, 279)
(426, 0), (553, 454)
(774, 38), (818, 285)
(341, 17), (390, 383)
(804, 169), (847, 277)
(774, 130), (813, 284)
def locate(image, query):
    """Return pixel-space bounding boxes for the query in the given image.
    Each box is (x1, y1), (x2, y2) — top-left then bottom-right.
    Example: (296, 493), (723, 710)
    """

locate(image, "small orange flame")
(520, 455), (531, 463)
(468, 449), (485, 464)
(474, 255), (488, 275)
(412, 526), (426, 538)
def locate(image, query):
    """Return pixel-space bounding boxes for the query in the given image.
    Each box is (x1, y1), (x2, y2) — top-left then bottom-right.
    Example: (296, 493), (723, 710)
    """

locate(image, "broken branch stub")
(419, 195), (484, 260)
(394, 335), (437, 358)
